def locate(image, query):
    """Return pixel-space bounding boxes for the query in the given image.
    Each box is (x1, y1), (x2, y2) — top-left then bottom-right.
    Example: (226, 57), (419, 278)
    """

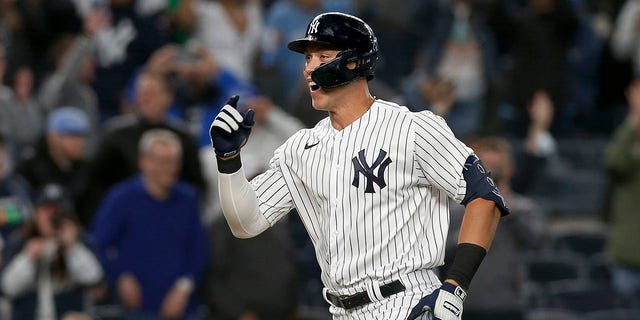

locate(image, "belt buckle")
(336, 294), (350, 309)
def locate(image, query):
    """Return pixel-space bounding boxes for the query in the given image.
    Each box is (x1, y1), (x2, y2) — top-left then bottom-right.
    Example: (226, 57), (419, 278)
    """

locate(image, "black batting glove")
(209, 95), (255, 158)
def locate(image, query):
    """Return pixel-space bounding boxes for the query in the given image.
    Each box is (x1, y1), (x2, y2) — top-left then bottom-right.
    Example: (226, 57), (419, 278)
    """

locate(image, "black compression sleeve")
(446, 243), (487, 290)
(217, 154), (242, 174)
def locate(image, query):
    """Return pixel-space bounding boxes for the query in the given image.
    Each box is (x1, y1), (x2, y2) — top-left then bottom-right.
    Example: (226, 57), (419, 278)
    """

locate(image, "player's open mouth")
(309, 82), (321, 92)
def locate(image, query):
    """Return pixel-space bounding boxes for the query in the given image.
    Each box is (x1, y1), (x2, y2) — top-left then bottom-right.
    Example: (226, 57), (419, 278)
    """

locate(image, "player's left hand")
(407, 283), (466, 320)
(209, 95), (255, 158)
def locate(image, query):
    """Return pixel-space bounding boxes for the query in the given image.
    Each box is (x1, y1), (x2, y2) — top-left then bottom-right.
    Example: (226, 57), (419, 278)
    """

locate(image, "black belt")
(325, 280), (406, 309)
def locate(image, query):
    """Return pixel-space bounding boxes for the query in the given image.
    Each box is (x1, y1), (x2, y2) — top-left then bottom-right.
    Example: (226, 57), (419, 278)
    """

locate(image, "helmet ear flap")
(311, 49), (361, 89)
(311, 49), (378, 89)
(359, 50), (378, 80)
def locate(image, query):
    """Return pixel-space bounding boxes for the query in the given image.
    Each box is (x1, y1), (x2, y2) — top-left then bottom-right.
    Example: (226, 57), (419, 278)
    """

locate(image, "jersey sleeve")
(412, 111), (474, 203)
(250, 144), (295, 225)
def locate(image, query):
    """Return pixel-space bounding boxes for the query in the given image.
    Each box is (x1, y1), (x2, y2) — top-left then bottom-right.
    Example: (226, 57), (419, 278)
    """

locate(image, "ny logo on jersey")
(352, 149), (392, 193)
(308, 18), (320, 35)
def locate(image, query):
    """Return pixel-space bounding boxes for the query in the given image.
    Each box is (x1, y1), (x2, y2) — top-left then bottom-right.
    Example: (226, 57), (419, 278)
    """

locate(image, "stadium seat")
(551, 227), (608, 257)
(521, 252), (585, 284)
(545, 280), (628, 313)
(582, 308), (640, 320)
(587, 254), (613, 284)
(520, 252), (586, 308)
(524, 308), (578, 320)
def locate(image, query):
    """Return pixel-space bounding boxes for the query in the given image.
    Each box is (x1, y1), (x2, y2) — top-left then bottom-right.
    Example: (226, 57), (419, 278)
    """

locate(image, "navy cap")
(34, 183), (72, 212)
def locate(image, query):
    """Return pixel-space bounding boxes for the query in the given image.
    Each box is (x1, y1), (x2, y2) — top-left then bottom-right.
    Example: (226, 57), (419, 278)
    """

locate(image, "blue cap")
(47, 106), (90, 135)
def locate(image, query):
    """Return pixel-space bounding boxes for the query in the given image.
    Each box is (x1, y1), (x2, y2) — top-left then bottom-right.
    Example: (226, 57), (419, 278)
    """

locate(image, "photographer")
(0, 183), (103, 320)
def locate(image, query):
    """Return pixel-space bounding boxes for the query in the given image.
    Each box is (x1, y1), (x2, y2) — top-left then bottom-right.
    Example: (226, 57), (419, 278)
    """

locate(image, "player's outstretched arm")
(209, 95), (269, 238)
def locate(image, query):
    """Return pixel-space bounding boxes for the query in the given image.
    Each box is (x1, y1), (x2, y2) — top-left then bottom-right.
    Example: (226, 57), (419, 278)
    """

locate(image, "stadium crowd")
(0, 0), (638, 319)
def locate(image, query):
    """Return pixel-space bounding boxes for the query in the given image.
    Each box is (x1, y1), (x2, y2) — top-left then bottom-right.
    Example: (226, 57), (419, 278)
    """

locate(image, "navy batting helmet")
(288, 12), (379, 89)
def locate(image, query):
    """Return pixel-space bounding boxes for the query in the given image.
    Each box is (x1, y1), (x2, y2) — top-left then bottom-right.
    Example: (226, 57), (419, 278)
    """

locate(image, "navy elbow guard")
(460, 155), (510, 216)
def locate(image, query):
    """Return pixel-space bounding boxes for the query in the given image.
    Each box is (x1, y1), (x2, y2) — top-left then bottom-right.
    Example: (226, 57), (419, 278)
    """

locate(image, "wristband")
(217, 154), (242, 174)
(446, 243), (487, 290)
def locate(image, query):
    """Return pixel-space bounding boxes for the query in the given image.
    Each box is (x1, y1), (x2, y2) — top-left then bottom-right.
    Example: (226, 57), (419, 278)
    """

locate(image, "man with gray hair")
(91, 129), (209, 320)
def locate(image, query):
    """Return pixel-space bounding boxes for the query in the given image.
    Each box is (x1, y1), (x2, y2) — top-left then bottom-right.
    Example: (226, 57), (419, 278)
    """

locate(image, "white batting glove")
(407, 283), (466, 320)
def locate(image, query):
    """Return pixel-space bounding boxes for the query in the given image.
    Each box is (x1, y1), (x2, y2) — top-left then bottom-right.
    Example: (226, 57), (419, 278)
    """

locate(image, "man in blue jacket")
(91, 129), (209, 320)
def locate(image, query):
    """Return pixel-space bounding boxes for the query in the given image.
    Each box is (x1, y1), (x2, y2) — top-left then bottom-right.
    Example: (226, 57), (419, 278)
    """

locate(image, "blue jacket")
(91, 175), (209, 313)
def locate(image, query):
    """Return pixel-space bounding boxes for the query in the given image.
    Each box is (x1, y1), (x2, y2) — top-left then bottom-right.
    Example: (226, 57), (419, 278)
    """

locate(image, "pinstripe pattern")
(250, 99), (473, 318)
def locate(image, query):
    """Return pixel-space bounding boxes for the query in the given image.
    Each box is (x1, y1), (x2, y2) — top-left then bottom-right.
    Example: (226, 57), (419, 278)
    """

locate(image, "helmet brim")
(287, 39), (308, 54)
(287, 38), (343, 54)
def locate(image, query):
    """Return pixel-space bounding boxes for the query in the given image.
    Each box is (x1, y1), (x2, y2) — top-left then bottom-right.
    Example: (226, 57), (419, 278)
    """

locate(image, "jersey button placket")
(328, 131), (342, 280)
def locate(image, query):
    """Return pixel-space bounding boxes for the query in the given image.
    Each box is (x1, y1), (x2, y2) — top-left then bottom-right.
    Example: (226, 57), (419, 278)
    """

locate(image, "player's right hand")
(406, 283), (466, 320)
(209, 95), (255, 159)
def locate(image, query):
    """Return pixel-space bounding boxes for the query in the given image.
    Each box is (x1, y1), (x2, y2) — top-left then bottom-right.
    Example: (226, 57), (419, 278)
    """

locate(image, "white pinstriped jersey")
(250, 99), (473, 296)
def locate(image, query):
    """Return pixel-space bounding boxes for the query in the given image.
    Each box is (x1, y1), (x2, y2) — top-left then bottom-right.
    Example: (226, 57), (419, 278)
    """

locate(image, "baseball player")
(209, 12), (509, 320)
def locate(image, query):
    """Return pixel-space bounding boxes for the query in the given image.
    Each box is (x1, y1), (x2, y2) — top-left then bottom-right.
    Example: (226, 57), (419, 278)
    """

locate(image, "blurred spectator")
(85, 70), (206, 226)
(88, 0), (171, 119)
(603, 79), (640, 298)
(566, 0), (604, 114)
(357, 0), (422, 90)
(0, 3), (29, 86)
(91, 129), (209, 320)
(582, 0), (626, 40)
(523, 91), (557, 160)
(404, 0), (503, 140)
(6, 0), (82, 79)
(0, 43), (44, 160)
(445, 136), (548, 320)
(139, 42), (260, 148)
(0, 134), (33, 238)
(37, 9), (110, 156)
(15, 107), (92, 225)
(0, 183), (103, 320)
(193, 0), (264, 82)
(510, 90), (570, 199)
(166, 0), (197, 44)
(611, 0), (640, 76)
(490, 0), (579, 137)
(0, 0), (14, 36)
(594, 0), (640, 133)
(0, 65), (43, 159)
(201, 96), (302, 319)
(592, 2), (634, 133)
(404, 77), (455, 116)
(259, 0), (353, 106)
(207, 218), (298, 320)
